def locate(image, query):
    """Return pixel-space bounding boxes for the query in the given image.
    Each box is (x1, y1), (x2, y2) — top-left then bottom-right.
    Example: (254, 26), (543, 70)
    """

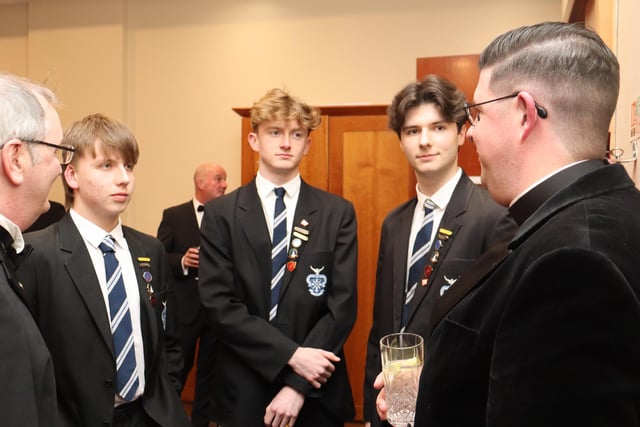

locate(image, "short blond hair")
(250, 88), (321, 133)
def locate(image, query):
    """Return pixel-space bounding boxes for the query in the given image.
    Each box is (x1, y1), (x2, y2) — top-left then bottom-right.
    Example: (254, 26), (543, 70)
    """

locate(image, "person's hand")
(264, 385), (305, 427)
(182, 246), (199, 269)
(288, 347), (339, 389)
(374, 372), (388, 421)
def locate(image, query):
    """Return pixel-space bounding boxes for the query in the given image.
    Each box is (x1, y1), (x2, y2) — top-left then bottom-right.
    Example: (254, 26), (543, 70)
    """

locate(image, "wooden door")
(417, 54), (481, 176)
(328, 114), (415, 420)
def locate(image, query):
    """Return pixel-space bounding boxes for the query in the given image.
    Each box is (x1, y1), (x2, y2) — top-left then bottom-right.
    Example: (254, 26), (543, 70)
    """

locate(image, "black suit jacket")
(20, 214), (190, 427)
(0, 230), (58, 427)
(198, 178), (358, 426)
(415, 163), (640, 427)
(363, 172), (516, 424)
(157, 201), (201, 324)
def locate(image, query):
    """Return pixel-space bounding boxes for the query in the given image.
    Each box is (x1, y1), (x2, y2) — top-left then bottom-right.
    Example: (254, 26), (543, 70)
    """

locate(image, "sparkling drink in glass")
(380, 332), (424, 427)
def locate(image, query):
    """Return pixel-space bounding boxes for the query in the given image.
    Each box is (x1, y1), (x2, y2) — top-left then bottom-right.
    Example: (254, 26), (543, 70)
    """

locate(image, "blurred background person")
(157, 162), (227, 427)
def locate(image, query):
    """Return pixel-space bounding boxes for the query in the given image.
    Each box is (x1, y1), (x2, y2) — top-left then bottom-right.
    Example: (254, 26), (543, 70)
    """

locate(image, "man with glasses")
(377, 22), (640, 427)
(0, 73), (64, 426)
(363, 74), (515, 427)
(20, 113), (191, 427)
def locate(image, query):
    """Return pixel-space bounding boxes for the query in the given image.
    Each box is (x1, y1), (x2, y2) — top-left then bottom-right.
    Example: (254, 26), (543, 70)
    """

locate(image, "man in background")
(363, 74), (515, 426)
(199, 88), (358, 427)
(157, 162), (227, 427)
(0, 72), (66, 426)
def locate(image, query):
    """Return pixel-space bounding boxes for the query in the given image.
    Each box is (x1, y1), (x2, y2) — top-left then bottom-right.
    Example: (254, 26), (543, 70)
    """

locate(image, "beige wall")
(615, 0), (640, 183)
(1, 0), (562, 234)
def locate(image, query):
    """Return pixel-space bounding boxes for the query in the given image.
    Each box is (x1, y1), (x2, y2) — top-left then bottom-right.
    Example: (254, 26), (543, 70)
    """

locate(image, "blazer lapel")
(124, 230), (158, 367)
(58, 215), (115, 354)
(238, 182), (272, 314)
(428, 239), (511, 338)
(280, 180), (317, 298)
(407, 175), (473, 325)
(391, 202), (415, 331)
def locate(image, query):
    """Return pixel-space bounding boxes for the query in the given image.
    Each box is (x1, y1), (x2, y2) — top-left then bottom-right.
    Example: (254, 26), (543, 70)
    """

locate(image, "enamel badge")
(306, 266), (327, 297)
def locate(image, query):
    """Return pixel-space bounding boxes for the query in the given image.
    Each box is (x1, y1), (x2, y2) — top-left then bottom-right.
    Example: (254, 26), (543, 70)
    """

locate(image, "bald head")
(194, 163), (227, 203)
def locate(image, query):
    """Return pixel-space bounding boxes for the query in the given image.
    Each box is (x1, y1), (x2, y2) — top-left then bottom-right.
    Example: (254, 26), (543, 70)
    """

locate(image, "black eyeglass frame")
(464, 92), (548, 126)
(22, 139), (76, 165)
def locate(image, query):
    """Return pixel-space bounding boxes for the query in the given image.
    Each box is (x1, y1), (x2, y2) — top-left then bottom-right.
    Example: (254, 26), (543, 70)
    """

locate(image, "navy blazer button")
(104, 379), (113, 388)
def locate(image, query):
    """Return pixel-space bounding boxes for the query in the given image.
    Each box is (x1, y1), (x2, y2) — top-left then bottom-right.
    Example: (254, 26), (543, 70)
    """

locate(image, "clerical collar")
(509, 159), (607, 225)
(0, 214), (25, 253)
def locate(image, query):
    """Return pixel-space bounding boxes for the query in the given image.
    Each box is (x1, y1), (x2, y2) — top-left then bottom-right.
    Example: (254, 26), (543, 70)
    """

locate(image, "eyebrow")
(401, 120), (449, 130)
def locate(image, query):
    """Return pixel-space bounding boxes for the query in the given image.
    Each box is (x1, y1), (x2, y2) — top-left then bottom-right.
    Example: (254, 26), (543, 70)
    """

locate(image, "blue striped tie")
(401, 199), (436, 330)
(99, 235), (139, 401)
(270, 187), (287, 322)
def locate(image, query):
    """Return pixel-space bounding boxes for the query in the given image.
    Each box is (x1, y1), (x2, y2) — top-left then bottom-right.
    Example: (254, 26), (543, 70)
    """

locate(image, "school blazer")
(198, 178), (358, 425)
(363, 172), (516, 425)
(20, 214), (190, 427)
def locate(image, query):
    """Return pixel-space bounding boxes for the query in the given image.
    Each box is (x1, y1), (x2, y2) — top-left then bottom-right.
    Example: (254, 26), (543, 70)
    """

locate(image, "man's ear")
(302, 135), (311, 156)
(517, 91), (543, 141)
(63, 163), (79, 190)
(1, 140), (27, 185)
(457, 125), (467, 148)
(248, 132), (260, 153)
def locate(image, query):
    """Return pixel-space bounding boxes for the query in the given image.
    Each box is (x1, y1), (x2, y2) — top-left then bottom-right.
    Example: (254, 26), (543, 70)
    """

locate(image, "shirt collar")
(256, 171), (301, 199)
(69, 208), (125, 250)
(0, 214), (24, 253)
(415, 167), (462, 211)
(193, 198), (205, 212)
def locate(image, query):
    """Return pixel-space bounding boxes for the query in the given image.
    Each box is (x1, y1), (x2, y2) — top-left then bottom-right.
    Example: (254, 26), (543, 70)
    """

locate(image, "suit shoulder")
(304, 184), (353, 208)
(385, 198), (415, 218)
(162, 201), (193, 216)
(467, 183), (509, 215)
(23, 223), (60, 246)
(123, 226), (164, 248)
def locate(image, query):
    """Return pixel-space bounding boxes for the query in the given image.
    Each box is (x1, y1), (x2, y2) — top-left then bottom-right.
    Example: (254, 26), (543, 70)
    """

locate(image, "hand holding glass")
(380, 332), (424, 427)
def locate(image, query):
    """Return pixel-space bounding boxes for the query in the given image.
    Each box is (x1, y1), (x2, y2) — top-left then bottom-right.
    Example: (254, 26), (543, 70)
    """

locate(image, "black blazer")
(157, 201), (201, 324)
(415, 163), (640, 427)
(198, 178), (358, 426)
(363, 172), (516, 424)
(0, 235), (57, 426)
(20, 214), (190, 427)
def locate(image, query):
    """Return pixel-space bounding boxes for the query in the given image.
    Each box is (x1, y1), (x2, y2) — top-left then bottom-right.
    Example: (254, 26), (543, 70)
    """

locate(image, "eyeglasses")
(464, 92), (548, 126)
(463, 93), (519, 126)
(23, 139), (76, 165)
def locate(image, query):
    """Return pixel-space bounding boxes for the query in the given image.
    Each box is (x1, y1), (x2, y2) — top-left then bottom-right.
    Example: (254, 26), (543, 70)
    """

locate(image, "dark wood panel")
(329, 115), (414, 420)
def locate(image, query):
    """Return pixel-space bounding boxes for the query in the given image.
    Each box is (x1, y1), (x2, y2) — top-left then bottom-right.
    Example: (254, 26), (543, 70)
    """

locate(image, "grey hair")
(0, 73), (58, 162)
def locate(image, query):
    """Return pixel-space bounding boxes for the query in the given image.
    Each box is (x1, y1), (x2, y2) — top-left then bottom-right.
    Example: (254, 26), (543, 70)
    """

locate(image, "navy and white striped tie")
(401, 199), (436, 331)
(99, 235), (139, 401)
(270, 188), (287, 321)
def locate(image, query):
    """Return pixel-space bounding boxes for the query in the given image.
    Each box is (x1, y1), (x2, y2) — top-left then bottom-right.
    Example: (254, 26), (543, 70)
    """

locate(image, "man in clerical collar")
(0, 73), (64, 426)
